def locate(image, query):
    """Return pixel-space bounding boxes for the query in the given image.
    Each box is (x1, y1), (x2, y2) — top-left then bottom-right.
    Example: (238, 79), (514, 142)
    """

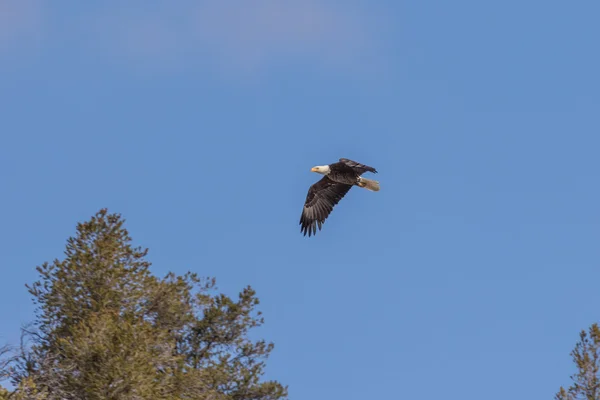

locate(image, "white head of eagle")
(310, 165), (331, 174)
(300, 158), (380, 237)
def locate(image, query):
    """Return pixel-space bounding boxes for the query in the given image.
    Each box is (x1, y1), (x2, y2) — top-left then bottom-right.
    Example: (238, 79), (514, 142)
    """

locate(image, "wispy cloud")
(0, 1), (389, 80)
(0, 1), (43, 50)
(95, 1), (387, 78)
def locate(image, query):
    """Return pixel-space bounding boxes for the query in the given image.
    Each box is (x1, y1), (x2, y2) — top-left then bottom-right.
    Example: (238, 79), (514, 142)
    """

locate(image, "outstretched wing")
(338, 158), (378, 174)
(300, 176), (353, 237)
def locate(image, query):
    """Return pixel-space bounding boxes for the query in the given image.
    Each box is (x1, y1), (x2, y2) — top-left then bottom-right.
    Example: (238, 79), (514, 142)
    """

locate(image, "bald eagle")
(300, 158), (380, 237)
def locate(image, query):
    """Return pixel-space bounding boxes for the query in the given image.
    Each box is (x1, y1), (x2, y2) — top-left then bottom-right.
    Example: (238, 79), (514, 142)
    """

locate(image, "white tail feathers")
(358, 177), (380, 192)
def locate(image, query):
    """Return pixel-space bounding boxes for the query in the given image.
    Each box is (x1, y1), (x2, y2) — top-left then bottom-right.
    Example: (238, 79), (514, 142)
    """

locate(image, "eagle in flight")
(300, 158), (380, 237)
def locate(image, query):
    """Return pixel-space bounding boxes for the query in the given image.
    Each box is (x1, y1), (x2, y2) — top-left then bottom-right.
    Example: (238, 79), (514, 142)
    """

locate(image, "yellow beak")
(311, 167), (318, 172)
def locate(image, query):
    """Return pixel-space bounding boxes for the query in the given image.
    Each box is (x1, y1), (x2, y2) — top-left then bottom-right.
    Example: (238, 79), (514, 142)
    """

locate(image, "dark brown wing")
(300, 176), (353, 237)
(338, 158), (378, 174)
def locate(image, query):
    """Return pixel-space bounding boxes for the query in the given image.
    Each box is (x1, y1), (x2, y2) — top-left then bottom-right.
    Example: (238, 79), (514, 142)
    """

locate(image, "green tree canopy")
(1, 209), (287, 400)
(556, 323), (600, 400)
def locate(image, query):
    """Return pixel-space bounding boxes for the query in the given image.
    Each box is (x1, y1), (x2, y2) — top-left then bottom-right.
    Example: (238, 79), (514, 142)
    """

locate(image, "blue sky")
(1, 1), (599, 398)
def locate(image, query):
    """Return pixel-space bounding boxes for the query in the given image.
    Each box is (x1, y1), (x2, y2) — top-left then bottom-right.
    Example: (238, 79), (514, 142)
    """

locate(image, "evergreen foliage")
(556, 324), (600, 400)
(0, 209), (286, 400)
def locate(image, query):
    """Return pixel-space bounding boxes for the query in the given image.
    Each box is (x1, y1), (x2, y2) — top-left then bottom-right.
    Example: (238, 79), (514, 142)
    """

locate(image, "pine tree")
(556, 324), (600, 400)
(1, 209), (287, 400)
